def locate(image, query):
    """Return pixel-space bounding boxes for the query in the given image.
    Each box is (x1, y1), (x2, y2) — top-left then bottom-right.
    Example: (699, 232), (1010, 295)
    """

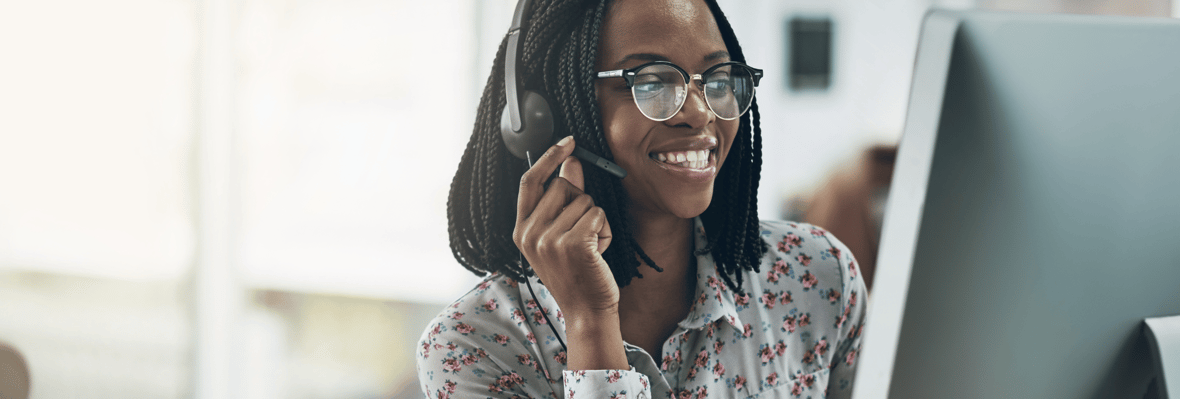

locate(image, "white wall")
(718, 0), (968, 219)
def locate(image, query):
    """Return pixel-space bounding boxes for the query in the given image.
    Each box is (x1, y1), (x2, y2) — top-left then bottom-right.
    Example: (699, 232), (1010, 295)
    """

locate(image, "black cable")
(525, 274), (568, 353)
(522, 151), (569, 354)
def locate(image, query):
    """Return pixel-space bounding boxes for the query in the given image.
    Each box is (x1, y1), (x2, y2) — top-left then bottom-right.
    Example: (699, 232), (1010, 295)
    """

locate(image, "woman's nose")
(666, 76), (715, 128)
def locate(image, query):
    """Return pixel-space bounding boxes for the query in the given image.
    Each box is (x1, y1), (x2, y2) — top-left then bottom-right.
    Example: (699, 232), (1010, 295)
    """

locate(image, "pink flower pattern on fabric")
(416, 220), (867, 399)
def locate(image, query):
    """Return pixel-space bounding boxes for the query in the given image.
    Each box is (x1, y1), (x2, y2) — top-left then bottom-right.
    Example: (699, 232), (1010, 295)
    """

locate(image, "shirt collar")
(678, 217), (744, 331)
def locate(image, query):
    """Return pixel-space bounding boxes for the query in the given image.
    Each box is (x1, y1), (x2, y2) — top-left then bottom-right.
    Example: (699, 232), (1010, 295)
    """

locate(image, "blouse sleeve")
(417, 317), (557, 399)
(562, 368), (651, 399)
(823, 234), (869, 399)
(418, 316), (654, 399)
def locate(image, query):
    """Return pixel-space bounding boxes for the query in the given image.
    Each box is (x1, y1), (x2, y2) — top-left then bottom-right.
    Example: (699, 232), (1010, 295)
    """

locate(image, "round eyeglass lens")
(631, 64), (687, 121)
(704, 65), (755, 120)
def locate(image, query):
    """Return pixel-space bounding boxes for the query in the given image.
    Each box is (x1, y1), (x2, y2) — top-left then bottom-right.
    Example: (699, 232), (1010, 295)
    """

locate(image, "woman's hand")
(514, 137), (628, 371)
(513, 136), (618, 318)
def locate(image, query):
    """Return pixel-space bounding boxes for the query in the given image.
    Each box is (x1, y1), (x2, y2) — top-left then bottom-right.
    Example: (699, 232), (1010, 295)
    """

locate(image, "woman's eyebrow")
(613, 53), (668, 68)
(703, 50), (731, 62)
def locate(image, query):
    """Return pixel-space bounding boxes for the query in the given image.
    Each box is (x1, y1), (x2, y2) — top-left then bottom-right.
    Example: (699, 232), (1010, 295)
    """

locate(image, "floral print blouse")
(417, 218), (867, 399)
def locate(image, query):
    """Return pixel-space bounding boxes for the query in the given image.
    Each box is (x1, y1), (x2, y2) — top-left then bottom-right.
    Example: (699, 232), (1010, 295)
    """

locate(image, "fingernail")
(557, 136), (572, 147)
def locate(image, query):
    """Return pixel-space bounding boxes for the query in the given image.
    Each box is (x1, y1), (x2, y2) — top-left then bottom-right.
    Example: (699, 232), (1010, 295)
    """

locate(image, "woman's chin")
(665, 194), (714, 220)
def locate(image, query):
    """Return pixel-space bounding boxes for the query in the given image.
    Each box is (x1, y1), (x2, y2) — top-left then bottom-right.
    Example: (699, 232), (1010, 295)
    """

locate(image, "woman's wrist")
(564, 308), (629, 371)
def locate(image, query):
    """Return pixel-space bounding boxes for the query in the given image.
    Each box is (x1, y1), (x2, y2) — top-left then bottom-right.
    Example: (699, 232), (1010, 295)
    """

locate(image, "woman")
(418, 0), (867, 397)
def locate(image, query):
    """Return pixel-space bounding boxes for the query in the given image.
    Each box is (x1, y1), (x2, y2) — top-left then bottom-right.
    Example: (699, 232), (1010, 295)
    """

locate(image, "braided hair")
(446, 0), (769, 293)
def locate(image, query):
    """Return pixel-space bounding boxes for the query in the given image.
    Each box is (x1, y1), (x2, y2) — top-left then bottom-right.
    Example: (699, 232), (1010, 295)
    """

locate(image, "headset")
(500, 0), (627, 179)
(502, 0), (630, 355)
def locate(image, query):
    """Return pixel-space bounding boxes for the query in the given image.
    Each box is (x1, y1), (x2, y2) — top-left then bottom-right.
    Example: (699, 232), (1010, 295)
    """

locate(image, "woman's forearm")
(564, 309), (629, 371)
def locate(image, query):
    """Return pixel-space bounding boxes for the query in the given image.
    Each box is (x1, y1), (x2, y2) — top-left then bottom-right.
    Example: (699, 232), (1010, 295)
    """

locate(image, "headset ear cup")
(501, 90), (555, 160)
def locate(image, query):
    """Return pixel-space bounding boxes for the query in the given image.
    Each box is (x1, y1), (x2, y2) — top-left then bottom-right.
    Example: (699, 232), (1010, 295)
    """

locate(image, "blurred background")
(0, 0), (1173, 398)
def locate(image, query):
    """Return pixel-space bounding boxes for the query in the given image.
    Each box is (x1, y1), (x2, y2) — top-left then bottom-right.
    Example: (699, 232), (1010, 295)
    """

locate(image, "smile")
(646, 148), (719, 183)
(649, 149), (714, 169)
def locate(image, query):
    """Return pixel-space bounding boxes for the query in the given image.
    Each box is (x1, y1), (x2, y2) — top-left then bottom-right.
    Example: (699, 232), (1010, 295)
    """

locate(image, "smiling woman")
(418, 0), (867, 398)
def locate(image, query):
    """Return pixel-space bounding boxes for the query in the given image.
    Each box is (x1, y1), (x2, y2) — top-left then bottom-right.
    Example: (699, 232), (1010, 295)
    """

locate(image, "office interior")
(0, 0), (1175, 398)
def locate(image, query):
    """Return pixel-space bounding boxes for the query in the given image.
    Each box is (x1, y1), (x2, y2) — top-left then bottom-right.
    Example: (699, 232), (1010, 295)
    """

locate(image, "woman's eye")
(633, 81), (665, 97)
(706, 79), (731, 91)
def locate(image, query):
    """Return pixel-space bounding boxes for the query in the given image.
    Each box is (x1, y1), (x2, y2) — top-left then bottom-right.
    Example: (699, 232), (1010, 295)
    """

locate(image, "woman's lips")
(648, 149), (718, 182)
(650, 149), (711, 168)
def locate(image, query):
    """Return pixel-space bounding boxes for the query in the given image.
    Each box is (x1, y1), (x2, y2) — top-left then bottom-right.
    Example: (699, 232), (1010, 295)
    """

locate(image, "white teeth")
(651, 150), (712, 168)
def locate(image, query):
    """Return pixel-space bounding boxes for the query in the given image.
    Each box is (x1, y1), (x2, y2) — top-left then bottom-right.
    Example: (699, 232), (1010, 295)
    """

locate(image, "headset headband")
(503, 0), (532, 133)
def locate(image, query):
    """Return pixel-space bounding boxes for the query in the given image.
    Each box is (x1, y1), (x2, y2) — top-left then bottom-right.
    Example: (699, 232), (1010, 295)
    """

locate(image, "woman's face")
(595, 0), (740, 221)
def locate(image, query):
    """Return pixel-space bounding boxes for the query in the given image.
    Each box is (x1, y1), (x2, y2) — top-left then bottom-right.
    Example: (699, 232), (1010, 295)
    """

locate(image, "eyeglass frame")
(595, 60), (764, 122)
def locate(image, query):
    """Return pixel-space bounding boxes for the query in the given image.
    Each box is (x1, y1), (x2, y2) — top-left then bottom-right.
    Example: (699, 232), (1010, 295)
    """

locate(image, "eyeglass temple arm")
(597, 70), (624, 79)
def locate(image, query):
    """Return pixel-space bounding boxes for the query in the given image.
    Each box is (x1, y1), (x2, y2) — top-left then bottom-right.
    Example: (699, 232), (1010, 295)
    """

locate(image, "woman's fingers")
(596, 210), (612, 254)
(558, 155), (584, 192)
(509, 137), (619, 319)
(553, 150), (609, 252)
(516, 136), (576, 225)
(525, 176), (583, 230)
(572, 205), (613, 255)
(513, 135), (611, 257)
(548, 190), (595, 233)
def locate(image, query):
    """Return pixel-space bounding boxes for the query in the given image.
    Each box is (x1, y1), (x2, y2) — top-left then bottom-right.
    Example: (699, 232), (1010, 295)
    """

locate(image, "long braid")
(474, 103), (493, 266)
(447, 119), (477, 267)
(449, 33), (519, 279)
(699, 0), (769, 294)
(446, 0), (767, 293)
(746, 99), (768, 269)
(486, 35), (532, 280)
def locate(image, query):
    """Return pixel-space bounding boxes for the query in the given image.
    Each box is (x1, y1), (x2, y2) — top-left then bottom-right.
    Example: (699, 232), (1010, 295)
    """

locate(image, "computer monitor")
(852, 10), (1180, 399)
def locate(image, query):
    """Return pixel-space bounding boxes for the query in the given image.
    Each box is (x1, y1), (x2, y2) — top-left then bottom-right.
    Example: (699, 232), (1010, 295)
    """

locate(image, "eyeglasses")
(596, 61), (763, 122)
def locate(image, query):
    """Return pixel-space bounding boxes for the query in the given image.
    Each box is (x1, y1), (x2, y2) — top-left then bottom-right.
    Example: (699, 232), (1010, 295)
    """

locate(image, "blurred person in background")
(784, 145), (897, 292)
(418, 0), (867, 397)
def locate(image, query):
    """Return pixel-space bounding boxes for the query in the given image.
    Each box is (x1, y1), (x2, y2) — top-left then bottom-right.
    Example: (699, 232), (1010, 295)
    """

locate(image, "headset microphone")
(499, 0), (627, 180)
